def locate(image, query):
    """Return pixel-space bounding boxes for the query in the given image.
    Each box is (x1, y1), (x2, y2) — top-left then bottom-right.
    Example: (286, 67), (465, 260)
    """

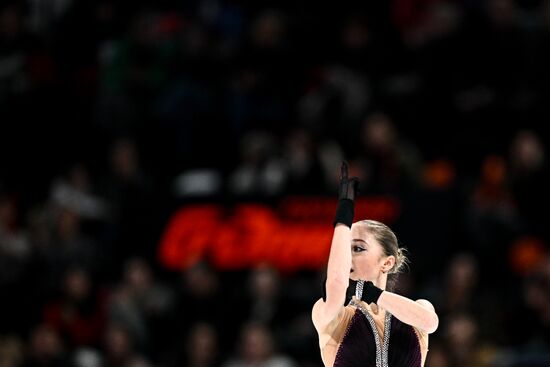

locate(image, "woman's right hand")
(337, 161), (359, 201)
(333, 161), (359, 228)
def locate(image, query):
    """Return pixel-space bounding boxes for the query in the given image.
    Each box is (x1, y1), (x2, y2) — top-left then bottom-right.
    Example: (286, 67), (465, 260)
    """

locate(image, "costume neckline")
(349, 298), (392, 367)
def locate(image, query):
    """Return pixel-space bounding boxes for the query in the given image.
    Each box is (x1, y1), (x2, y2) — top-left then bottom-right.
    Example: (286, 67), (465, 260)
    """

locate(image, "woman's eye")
(353, 246), (365, 252)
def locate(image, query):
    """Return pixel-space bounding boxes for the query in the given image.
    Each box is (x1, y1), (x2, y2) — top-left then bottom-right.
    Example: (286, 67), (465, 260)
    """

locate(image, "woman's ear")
(382, 255), (396, 273)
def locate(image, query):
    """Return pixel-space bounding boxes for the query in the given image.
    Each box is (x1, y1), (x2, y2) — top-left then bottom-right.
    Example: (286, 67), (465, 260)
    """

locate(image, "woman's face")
(349, 224), (389, 282)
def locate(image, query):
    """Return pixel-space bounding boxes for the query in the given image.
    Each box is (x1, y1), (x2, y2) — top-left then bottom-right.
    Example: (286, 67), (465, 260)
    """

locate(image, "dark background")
(1, 0), (550, 366)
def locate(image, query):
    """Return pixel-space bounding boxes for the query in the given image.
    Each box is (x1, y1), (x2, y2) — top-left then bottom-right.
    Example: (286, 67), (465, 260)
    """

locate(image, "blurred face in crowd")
(124, 257), (152, 292)
(349, 224), (394, 284)
(249, 265), (279, 300)
(0, 5), (22, 40)
(104, 324), (132, 360)
(56, 209), (81, 240)
(447, 253), (478, 292)
(240, 323), (273, 363)
(64, 268), (91, 302)
(30, 325), (63, 360)
(111, 139), (139, 180)
(524, 256), (550, 317)
(424, 344), (450, 367)
(511, 130), (544, 171)
(186, 323), (218, 365)
(251, 10), (285, 48)
(183, 262), (219, 297)
(446, 314), (477, 348)
(488, 0), (517, 26)
(68, 164), (91, 192)
(362, 113), (395, 153)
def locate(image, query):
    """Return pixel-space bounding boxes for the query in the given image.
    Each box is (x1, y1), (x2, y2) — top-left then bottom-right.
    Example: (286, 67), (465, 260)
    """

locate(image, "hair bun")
(392, 247), (409, 274)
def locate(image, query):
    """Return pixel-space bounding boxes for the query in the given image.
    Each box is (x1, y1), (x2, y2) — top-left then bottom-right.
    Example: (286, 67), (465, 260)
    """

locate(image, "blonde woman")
(312, 162), (439, 367)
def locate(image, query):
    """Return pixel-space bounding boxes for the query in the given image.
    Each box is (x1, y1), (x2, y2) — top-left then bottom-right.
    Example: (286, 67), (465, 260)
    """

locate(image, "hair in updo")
(356, 219), (409, 290)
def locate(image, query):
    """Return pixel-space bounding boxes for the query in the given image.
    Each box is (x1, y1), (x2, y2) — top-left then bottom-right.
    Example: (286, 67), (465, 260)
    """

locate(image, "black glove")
(322, 278), (383, 305)
(333, 161), (359, 228)
(355, 280), (383, 305)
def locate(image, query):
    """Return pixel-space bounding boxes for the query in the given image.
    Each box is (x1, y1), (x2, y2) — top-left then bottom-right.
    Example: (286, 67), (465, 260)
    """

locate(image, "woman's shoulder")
(411, 300), (433, 350)
(415, 299), (436, 311)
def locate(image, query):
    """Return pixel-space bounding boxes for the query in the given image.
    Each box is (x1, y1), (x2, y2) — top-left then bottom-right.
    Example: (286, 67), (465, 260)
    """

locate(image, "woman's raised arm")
(312, 162), (359, 330)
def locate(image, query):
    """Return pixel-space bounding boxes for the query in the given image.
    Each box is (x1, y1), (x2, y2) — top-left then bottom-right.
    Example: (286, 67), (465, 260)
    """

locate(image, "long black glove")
(333, 161), (359, 228)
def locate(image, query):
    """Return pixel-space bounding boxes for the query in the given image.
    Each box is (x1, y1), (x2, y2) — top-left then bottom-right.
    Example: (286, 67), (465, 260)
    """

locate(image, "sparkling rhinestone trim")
(355, 280), (364, 299)
(351, 300), (392, 367)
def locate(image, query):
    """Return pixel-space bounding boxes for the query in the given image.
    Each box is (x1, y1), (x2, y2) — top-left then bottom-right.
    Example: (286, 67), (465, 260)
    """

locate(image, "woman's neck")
(372, 273), (387, 291)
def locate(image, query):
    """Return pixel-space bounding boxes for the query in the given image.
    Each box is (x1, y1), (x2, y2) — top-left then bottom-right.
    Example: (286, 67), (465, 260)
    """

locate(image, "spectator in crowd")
(0, 192), (31, 286)
(168, 322), (221, 367)
(355, 111), (424, 195)
(100, 137), (157, 267)
(22, 324), (71, 367)
(465, 154), (522, 283)
(0, 335), (24, 367)
(425, 252), (480, 315)
(107, 257), (174, 359)
(49, 163), (109, 222)
(36, 205), (105, 296)
(245, 265), (284, 326)
(228, 131), (286, 197)
(522, 254), (550, 352)
(101, 322), (152, 367)
(42, 265), (107, 349)
(282, 129), (326, 195)
(442, 312), (497, 367)
(0, 192), (33, 333)
(172, 261), (226, 346)
(223, 321), (296, 367)
(508, 129), (548, 237)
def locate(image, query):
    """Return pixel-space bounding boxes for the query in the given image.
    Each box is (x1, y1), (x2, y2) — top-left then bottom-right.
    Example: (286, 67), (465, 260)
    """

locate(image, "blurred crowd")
(2, 0), (550, 366)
